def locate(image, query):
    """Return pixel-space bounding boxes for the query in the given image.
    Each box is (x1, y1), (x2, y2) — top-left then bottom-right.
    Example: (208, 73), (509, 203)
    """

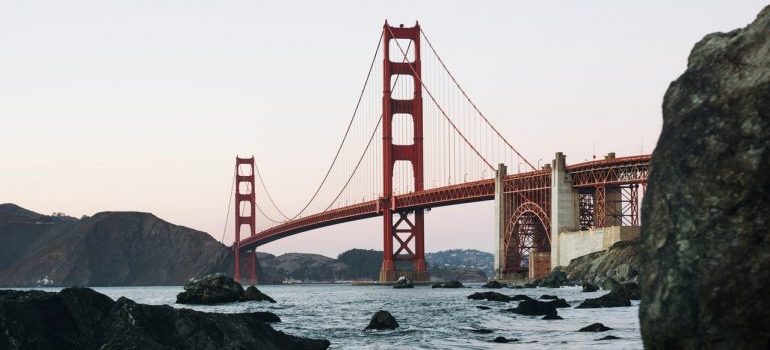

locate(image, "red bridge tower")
(380, 22), (427, 282)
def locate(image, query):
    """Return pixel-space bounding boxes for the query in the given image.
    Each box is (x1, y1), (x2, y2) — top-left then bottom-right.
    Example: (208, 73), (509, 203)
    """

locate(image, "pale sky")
(1, 1), (766, 258)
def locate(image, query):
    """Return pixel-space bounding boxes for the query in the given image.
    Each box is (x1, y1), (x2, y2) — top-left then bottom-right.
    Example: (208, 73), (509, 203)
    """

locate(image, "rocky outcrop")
(364, 310), (399, 330)
(467, 291), (511, 302)
(639, 6), (770, 349)
(177, 274), (242, 304)
(177, 274), (276, 304)
(244, 285), (277, 303)
(431, 280), (463, 288)
(393, 276), (414, 289)
(0, 287), (329, 350)
(561, 240), (640, 286)
(536, 269), (570, 288)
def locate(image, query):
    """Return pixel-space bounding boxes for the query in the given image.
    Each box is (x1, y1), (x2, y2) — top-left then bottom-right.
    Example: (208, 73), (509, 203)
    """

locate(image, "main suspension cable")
(420, 28), (536, 171)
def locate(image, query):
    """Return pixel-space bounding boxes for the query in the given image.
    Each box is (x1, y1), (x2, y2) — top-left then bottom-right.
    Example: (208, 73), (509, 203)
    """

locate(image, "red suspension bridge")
(229, 22), (650, 283)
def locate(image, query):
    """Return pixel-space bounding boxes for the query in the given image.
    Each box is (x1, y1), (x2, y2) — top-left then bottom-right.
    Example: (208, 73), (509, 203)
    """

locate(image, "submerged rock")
(364, 310), (399, 330)
(482, 280), (506, 288)
(511, 294), (535, 302)
(639, 5), (770, 349)
(578, 323), (613, 332)
(476, 305), (491, 310)
(467, 291), (511, 302)
(0, 287), (329, 350)
(596, 335), (620, 340)
(539, 294), (558, 300)
(541, 314), (563, 320)
(468, 328), (494, 334)
(432, 281), (463, 288)
(176, 273), (245, 304)
(244, 285), (277, 303)
(492, 336), (517, 343)
(393, 276), (414, 289)
(505, 299), (558, 317)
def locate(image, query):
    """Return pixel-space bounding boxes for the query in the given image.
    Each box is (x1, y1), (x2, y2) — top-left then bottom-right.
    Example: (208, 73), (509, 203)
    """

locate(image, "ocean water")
(15, 284), (642, 349)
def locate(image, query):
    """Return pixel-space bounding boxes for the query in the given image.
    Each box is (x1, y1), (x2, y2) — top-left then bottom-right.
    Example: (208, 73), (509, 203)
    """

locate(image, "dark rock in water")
(364, 310), (399, 330)
(546, 298), (571, 308)
(596, 335), (620, 340)
(582, 282), (599, 293)
(539, 294), (558, 300)
(511, 294), (535, 302)
(576, 292), (630, 309)
(537, 269), (570, 288)
(640, 6), (770, 349)
(177, 273), (244, 304)
(468, 328), (494, 334)
(541, 314), (563, 320)
(244, 285), (277, 303)
(506, 299), (558, 316)
(482, 280), (506, 288)
(253, 311), (282, 323)
(612, 282), (640, 301)
(492, 336), (517, 343)
(393, 276), (414, 289)
(432, 280), (463, 288)
(0, 287), (329, 350)
(476, 306), (491, 310)
(522, 282), (537, 288)
(579, 323), (613, 332)
(467, 291), (511, 302)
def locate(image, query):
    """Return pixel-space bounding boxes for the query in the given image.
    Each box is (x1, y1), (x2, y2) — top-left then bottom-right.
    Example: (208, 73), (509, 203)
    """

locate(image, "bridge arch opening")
(503, 203), (550, 275)
(392, 160), (415, 194)
(392, 113), (414, 145)
(391, 74), (415, 100)
(388, 39), (415, 62)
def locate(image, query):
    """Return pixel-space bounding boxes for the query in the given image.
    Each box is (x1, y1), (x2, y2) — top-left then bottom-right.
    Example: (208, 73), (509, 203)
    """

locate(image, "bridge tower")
(380, 21), (428, 282)
(234, 156), (257, 283)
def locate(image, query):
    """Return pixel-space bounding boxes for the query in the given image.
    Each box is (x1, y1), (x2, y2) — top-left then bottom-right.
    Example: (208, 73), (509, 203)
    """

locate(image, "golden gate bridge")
(226, 22), (650, 283)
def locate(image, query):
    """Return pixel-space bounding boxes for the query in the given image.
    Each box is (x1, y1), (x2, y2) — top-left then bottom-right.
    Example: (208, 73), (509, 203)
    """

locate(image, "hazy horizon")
(2, 1), (766, 257)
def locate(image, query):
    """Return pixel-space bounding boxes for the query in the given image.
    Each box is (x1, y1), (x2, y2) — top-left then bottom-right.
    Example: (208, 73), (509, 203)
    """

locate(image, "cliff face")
(560, 240), (639, 286)
(0, 205), (232, 286)
(640, 6), (770, 349)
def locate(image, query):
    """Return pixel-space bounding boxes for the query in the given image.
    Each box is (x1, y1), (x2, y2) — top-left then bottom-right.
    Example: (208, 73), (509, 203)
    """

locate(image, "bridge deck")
(237, 155), (650, 250)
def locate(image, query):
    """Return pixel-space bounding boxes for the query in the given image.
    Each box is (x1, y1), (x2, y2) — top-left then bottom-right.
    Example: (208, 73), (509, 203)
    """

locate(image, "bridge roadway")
(237, 154), (650, 250)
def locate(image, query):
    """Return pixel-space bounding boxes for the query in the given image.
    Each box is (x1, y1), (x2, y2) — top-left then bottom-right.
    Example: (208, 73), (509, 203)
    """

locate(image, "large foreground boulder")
(0, 287), (329, 350)
(364, 310), (399, 330)
(640, 6), (770, 349)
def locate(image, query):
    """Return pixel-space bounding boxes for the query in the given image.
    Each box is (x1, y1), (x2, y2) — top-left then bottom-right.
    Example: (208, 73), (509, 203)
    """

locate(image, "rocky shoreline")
(0, 286), (329, 350)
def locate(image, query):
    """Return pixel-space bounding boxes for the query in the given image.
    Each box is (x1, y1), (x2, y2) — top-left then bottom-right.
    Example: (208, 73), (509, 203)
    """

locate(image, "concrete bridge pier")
(493, 163), (507, 279)
(550, 152), (577, 272)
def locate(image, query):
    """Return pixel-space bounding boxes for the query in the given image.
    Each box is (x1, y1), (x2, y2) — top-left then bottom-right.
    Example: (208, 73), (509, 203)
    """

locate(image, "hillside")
(0, 204), (493, 285)
(0, 204), (232, 286)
